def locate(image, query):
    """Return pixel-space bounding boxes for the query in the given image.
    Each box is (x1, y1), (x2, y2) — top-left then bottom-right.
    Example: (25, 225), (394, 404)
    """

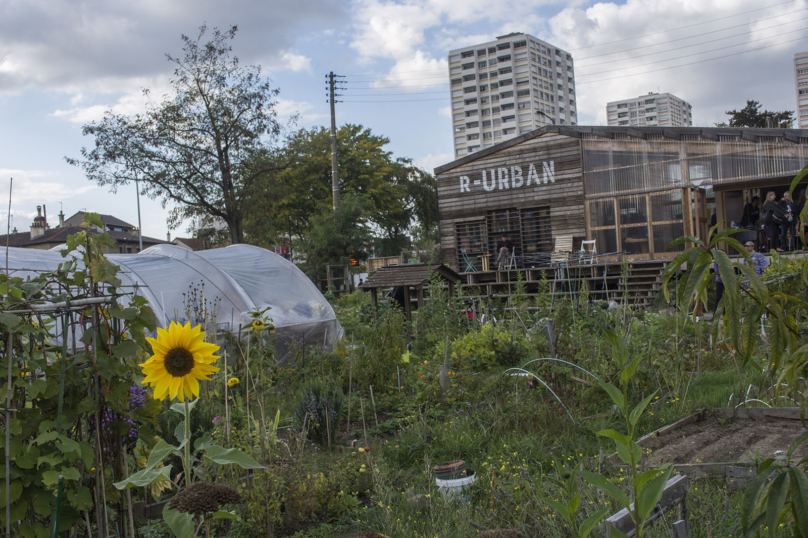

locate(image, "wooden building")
(435, 126), (808, 272)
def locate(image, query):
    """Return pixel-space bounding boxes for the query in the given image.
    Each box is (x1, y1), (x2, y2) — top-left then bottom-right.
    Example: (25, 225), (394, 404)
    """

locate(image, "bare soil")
(644, 416), (808, 466)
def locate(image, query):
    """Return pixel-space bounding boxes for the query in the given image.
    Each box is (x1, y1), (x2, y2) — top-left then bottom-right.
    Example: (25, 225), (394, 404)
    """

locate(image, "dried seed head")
(168, 481), (243, 516)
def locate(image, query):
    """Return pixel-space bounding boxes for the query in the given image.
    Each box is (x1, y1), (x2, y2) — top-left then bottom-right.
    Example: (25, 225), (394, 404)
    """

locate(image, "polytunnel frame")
(111, 245), (259, 329)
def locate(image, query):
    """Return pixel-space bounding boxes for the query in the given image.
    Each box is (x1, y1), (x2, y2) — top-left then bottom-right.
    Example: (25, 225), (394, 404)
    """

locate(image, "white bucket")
(435, 469), (476, 500)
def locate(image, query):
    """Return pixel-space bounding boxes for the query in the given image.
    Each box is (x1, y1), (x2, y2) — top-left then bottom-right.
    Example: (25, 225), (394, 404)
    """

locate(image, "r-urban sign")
(458, 161), (555, 193)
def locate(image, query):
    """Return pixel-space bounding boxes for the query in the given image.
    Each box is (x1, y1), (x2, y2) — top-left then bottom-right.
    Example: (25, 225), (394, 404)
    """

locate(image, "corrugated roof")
(434, 125), (808, 175)
(65, 211), (135, 229)
(359, 264), (461, 289)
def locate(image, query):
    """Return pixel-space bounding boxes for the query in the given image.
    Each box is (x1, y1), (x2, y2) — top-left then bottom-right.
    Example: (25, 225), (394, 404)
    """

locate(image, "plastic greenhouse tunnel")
(1, 244), (342, 363)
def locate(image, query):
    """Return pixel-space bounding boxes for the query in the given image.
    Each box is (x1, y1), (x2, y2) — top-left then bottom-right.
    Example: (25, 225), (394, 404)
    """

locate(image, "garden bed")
(639, 408), (808, 475)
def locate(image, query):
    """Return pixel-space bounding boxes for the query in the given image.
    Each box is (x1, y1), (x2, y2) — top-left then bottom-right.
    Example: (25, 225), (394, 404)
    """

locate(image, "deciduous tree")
(67, 25), (283, 244)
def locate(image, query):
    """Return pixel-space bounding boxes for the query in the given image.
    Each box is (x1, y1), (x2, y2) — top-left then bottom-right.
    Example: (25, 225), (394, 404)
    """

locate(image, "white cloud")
(438, 105), (452, 118)
(275, 97), (326, 125)
(415, 152), (454, 172)
(545, 0), (808, 125)
(0, 171), (96, 203)
(277, 51), (313, 73)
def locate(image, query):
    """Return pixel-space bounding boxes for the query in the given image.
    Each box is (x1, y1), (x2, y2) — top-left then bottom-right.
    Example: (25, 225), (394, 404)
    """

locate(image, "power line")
(339, 0), (800, 78)
(576, 6), (808, 61)
(341, 97), (449, 103)
(576, 34), (808, 85)
(344, 90), (448, 96)
(568, 0), (798, 51)
(577, 16), (808, 70)
(577, 26), (808, 76)
(346, 82), (449, 89)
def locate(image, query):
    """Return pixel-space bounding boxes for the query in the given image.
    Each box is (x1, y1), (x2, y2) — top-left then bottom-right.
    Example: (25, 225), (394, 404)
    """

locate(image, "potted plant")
(433, 460), (466, 480)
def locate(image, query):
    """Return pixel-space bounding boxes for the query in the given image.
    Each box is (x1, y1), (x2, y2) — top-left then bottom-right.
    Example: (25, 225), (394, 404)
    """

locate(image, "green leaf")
(173, 420), (186, 445)
(37, 452), (64, 469)
(109, 305), (138, 320)
(81, 212), (104, 229)
(0, 479), (22, 504)
(579, 506), (610, 538)
(620, 354), (642, 385)
(633, 468), (666, 491)
(607, 529), (631, 538)
(679, 250), (711, 310)
(41, 467), (80, 487)
(194, 433), (214, 453)
(210, 510), (238, 520)
(713, 249), (742, 350)
(89, 258), (122, 288)
(170, 399), (199, 416)
(598, 429), (641, 465)
(203, 445), (264, 469)
(0, 313), (21, 328)
(33, 492), (52, 517)
(661, 249), (697, 303)
(576, 469), (631, 509)
(146, 440), (178, 470)
(163, 506), (195, 538)
(540, 496), (572, 523)
(111, 340), (141, 358)
(566, 493), (581, 516)
(789, 431), (808, 460)
(113, 465), (173, 490)
(629, 392), (657, 429)
(742, 465), (776, 531)
(67, 486), (94, 512)
(636, 466), (673, 523)
(789, 163), (808, 199)
(766, 472), (790, 538)
(597, 379), (625, 411)
(790, 468), (808, 538)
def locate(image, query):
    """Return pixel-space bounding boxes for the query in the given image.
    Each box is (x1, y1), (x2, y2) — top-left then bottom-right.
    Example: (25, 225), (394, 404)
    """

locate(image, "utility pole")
(326, 72), (345, 212)
(135, 179), (143, 252)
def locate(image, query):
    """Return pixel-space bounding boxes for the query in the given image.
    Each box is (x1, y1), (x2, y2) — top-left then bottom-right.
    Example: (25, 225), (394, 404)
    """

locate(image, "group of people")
(740, 190), (806, 253)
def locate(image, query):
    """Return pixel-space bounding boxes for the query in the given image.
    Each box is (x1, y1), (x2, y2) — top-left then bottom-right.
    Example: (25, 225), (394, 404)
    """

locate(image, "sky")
(1, 0), (807, 240)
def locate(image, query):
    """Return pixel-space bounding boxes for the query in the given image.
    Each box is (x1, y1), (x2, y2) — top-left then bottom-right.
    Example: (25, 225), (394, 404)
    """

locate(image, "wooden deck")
(458, 258), (671, 308)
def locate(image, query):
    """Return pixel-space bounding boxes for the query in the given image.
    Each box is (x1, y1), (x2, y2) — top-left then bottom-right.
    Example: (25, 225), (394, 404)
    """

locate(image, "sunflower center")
(164, 347), (195, 377)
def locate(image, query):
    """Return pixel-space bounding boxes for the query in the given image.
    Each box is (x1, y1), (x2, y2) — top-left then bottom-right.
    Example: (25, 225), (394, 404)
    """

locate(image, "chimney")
(43, 205), (48, 228)
(58, 210), (65, 227)
(30, 206), (47, 238)
(167, 231), (171, 242)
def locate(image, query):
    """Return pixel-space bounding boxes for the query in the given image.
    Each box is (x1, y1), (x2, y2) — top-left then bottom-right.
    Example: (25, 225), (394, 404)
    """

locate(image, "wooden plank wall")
(437, 133), (585, 270)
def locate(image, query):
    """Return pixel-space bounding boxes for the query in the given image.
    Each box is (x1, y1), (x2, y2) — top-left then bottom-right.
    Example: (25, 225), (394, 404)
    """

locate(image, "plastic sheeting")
(2, 244), (341, 362)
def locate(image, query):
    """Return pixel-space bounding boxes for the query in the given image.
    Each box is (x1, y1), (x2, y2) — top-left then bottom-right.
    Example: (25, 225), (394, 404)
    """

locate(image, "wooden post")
(402, 286), (412, 321)
(417, 285), (425, 309)
(370, 288), (379, 320)
(646, 192), (654, 259)
(672, 520), (688, 538)
(715, 191), (727, 251)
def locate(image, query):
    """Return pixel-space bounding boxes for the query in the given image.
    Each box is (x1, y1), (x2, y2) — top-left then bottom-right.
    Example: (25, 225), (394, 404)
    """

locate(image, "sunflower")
(227, 377), (240, 387)
(252, 320), (265, 331)
(140, 322), (220, 401)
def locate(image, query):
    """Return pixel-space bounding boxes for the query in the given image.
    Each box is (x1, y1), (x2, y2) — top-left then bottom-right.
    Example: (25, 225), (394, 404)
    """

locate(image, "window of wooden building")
(487, 208), (521, 256)
(456, 221), (487, 268)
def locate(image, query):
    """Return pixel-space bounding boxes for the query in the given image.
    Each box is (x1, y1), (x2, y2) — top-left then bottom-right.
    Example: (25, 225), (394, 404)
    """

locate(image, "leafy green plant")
(542, 459), (610, 538)
(741, 430), (808, 537)
(576, 330), (673, 538)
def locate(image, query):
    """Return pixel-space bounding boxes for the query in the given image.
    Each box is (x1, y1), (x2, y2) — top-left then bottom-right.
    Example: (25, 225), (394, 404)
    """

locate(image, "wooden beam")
(417, 285), (425, 309)
(663, 129), (682, 140)
(606, 475), (689, 537)
(741, 131), (759, 143)
(700, 130), (719, 141)
(370, 288), (379, 320)
(627, 128), (647, 140)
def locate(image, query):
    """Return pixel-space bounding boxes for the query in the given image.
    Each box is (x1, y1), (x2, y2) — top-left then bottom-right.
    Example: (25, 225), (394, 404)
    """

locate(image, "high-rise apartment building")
(448, 32), (577, 157)
(606, 92), (692, 127)
(796, 52), (808, 128)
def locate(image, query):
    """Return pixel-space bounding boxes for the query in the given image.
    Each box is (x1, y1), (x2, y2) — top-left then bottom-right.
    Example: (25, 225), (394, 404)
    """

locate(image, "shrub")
(442, 324), (533, 371)
(293, 378), (344, 445)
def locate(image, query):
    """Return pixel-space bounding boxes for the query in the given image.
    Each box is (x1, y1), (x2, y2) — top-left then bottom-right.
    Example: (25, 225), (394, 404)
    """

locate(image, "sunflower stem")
(184, 398), (192, 486)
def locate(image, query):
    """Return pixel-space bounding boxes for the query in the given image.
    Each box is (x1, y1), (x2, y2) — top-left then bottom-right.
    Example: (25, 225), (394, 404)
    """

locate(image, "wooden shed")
(435, 125), (808, 272)
(358, 264), (461, 320)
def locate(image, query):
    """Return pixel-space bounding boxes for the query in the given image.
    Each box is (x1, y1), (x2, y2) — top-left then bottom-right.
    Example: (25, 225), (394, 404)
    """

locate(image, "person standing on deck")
(496, 235), (513, 271)
(780, 192), (796, 251)
(762, 191), (788, 253)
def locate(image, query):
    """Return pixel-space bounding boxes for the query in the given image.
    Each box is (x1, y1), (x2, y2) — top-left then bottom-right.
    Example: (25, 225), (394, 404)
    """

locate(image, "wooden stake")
(369, 385), (379, 426)
(224, 349), (230, 443)
(359, 398), (369, 448)
(347, 334), (354, 432)
(123, 448), (136, 538)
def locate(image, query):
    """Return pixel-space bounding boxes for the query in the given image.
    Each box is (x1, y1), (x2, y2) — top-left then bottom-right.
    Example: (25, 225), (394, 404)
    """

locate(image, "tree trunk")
(228, 216), (244, 244)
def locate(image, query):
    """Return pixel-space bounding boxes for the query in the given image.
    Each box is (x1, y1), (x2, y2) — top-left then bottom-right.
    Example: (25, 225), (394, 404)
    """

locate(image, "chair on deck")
(506, 247), (517, 270)
(460, 248), (477, 273)
(550, 235), (574, 294)
(579, 240), (597, 265)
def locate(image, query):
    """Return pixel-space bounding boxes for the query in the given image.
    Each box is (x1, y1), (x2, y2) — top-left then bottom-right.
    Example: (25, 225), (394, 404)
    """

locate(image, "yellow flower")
(140, 322), (220, 401)
(252, 320), (265, 331)
(227, 377), (240, 387)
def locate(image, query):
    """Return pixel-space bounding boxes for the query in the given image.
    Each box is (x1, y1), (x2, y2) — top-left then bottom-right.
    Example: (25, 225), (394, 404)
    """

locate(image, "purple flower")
(213, 416), (222, 423)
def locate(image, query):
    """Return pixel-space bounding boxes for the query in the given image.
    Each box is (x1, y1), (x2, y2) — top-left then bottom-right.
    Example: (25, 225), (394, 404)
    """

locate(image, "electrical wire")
(575, 6), (808, 61)
(568, 0), (798, 51)
(576, 34), (808, 85)
(339, 0), (801, 77)
(577, 26), (808, 77)
(337, 33), (808, 101)
(576, 16), (808, 70)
